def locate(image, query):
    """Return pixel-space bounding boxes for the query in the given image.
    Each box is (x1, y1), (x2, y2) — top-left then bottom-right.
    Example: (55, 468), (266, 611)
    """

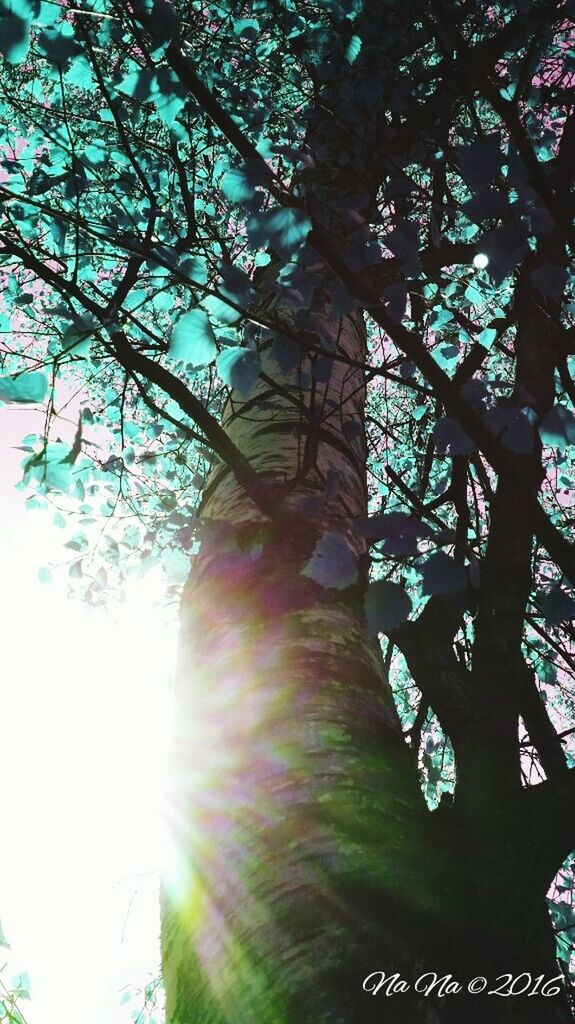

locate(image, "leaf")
(38, 566), (52, 583)
(62, 317), (95, 357)
(383, 219), (419, 275)
(0, 371), (48, 404)
(169, 309), (217, 366)
(365, 580), (412, 634)
(462, 187), (508, 223)
(24, 441), (73, 492)
(247, 207), (311, 256)
(302, 532), (358, 590)
(421, 553), (467, 596)
(10, 972), (30, 999)
(203, 264), (254, 324)
(531, 263), (568, 304)
(0, 8), (30, 64)
(501, 407), (535, 454)
(477, 327), (497, 349)
(433, 416), (476, 456)
(345, 34), (362, 63)
(540, 404), (575, 451)
(221, 161), (267, 204)
(270, 334), (302, 373)
(539, 587), (575, 624)
(457, 135), (502, 189)
(117, 66), (185, 124)
(233, 17), (259, 39)
(216, 347), (261, 397)
(354, 512), (429, 555)
(37, 21), (79, 63)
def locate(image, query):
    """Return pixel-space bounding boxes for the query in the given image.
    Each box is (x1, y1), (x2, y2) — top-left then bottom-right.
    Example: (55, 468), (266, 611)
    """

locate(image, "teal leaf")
(247, 207), (311, 256)
(221, 161), (268, 205)
(477, 327), (497, 349)
(0, 371), (48, 403)
(365, 580), (412, 634)
(345, 35), (362, 63)
(203, 296), (241, 325)
(38, 566), (52, 583)
(421, 553), (467, 596)
(117, 65), (155, 101)
(38, 21), (79, 63)
(169, 309), (217, 366)
(233, 17), (259, 39)
(10, 972), (31, 999)
(24, 441), (73, 491)
(216, 347), (261, 397)
(540, 404), (575, 451)
(155, 67), (186, 124)
(62, 318), (95, 357)
(0, 8), (30, 64)
(302, 532), (358, 590)
(178, 254), (208, 285)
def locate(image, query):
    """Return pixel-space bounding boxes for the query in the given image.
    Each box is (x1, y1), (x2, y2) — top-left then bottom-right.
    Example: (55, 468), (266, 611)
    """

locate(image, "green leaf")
(0, 371), (48, 403)
(169, 309), (217, 366)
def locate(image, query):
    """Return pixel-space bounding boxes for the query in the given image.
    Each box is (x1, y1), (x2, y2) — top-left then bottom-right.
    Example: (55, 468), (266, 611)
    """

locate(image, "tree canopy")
(1, 0), (575, 1016)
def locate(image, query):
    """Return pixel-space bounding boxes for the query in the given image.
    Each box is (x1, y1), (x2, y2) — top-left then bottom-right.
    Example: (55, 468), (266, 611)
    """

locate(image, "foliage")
(1, 0), (575, 1000)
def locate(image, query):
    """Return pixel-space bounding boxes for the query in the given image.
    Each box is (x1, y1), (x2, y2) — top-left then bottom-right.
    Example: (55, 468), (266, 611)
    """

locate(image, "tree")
(1, 0), (575, 1021)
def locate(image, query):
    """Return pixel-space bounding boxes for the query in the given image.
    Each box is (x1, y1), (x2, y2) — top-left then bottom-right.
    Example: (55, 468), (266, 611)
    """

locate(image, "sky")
(0, 401), (177, 1024)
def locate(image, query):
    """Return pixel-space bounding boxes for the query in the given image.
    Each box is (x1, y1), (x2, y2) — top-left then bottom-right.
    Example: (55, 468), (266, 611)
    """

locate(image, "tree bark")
(161, 308), (435, 1024)
(160, 310), (573, 1023)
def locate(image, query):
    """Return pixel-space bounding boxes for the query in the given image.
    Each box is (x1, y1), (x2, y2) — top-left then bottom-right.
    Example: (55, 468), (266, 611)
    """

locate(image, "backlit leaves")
(247, 207), (311, 256)
(169, 309), (217, 367)
(0, 371), (47, 403)
(216, 347), (261, 397)
(540, 405), (575, 451)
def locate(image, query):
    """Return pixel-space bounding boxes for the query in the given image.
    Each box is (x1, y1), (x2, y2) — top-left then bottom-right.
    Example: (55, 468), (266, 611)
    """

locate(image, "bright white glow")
(0, 407), (176, 1024)
(473, 252), (489, 270)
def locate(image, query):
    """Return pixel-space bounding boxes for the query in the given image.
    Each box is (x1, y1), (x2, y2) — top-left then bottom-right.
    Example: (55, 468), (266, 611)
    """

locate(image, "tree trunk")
(160, 306), (572, 1023)
(161, 308), (430, 1023)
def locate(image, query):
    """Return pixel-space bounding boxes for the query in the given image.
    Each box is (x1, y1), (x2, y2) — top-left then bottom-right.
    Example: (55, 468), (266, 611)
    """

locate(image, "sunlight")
(0, 408), (177, 1024)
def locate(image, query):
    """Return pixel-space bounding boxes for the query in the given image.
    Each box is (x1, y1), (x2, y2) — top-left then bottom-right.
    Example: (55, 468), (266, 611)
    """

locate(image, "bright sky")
(0, 403), (176, 1024)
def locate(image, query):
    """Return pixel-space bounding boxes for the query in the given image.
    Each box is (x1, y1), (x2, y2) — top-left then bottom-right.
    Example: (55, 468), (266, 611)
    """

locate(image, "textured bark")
(160, 308), (573, 1024)
(161, 309), (432, 1024)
